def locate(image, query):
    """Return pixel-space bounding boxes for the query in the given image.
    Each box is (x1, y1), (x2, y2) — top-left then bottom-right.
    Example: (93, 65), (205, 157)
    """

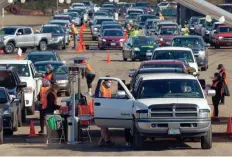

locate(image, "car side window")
(24, 28), (32, 35)
(17, 29), (24, 35)
(30, 64), (35, 77)
(133, 77), (142, 97)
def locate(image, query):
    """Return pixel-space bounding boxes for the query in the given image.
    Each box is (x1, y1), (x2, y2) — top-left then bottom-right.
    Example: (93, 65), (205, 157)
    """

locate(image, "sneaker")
(38, 130), (44, 134)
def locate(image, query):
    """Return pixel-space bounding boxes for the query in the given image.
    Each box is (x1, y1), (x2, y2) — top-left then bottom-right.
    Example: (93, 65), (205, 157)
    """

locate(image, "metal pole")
(2, 8), (4, 28)
(56, 0), (58, 11)
(77, 71), (81, 101)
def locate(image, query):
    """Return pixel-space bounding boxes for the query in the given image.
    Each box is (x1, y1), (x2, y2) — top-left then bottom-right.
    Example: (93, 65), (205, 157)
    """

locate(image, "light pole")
(57, 0), (71, 12)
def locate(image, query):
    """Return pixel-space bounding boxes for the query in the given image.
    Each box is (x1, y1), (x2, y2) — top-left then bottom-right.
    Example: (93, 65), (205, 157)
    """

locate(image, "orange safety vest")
(100, 84), (111, 98)
(82, 62), (93, 72)
(71, 25), (78, 34)
(40, 87), (57, 110)
(219, 69), (228, 84)
(45, 73), (52, 81)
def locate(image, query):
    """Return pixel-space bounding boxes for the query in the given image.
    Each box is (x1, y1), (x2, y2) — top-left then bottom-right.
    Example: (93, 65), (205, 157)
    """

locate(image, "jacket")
(38, 90), (59, 112)
(219, 68), (228, 84)
(211, 79), (223, 98)
(100, 84), (111, 98)
(45, 71), (56, 84)
(71, 25), (78, 34)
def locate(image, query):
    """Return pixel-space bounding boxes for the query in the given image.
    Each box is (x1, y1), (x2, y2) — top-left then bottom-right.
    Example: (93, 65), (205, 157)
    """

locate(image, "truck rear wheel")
(4, 42), (15, 54)
(39, 41), (47, 51)
(201, 127), (212, 149)
(133, 122), (143, 150)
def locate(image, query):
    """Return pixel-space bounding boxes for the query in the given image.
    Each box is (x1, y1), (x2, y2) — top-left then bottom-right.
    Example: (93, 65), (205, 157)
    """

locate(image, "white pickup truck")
(0, 26), (52, 54)
(94, 73), (215, 150)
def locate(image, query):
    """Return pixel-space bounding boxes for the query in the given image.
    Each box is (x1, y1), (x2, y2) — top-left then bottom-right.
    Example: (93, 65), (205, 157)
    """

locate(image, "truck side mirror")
(116, 91), (126, 99)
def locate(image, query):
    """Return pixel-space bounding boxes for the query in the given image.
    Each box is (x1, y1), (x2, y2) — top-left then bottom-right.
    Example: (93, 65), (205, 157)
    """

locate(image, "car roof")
(142, 60), (184, 65)
(139, 14), (156, 17)
(138, 68), (185, 73)
(28, 51), (56, 55)
(3, 26), (31, 29)
(42, 24), (61, 27)
(54, 15), (70, 17)
(173, 35), (203, 39)
(128, 8), (144, 11)
(154, 47), (192, 51)
(0, 60), (32, 64)
(34, 61), (64, 65)
(139, 73), (196, 81)
(158, 21), (177, 24)
(49, 20), (70, 23)
(103, 28), (123, 31)
(160, 25), (178, 28)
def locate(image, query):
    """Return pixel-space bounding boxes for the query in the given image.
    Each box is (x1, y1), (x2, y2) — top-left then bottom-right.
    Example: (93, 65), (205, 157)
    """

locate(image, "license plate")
(168, 129), (180, 135)
(111, 42), (116, 46)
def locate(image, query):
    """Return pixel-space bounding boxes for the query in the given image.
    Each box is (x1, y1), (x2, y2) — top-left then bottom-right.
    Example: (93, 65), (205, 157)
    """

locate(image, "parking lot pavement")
(0, 45), (232, 155)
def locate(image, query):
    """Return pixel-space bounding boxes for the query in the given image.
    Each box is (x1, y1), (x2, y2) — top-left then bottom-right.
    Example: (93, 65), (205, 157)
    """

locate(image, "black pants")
(86, 73), (95, 88)
(40, 109), (54, 131)
(221, 94), (225, 103)
(124, 129), (133, 143)
(212, 97), (220, 117)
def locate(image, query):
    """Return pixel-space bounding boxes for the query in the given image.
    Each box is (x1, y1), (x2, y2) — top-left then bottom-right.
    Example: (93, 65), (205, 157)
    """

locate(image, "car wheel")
(17, 104), (22, 127)
(6, 120), (14, 136)
(39, 41), (47, 51)
(21, 98), (27, 123)
(62, 44), (66, 50)
(4, 42), (15, 54)
(133, 121), (143, 150)
(201, 127), (212, 149)
(13, 114), (18, 132)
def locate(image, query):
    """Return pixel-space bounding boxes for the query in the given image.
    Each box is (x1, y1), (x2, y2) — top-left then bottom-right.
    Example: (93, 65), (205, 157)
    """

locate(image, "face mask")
(106, 82), (111, 88)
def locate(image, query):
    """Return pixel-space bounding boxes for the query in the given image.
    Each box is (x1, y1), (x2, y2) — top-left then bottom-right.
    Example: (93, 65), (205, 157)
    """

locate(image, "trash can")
(67, 116), (79, 143)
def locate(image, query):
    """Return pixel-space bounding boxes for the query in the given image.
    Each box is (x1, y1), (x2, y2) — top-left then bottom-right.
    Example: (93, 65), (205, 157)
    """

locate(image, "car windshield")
(190, 18), (198, 25)
(102, 25), (122, 31)
(0, 71), (16, 89)
(0, 28), (17, 35)
(95, 12), (107, 16)
(68, 10), (82, 15)
(138, 79), (203, 99)
(140, 16), (156, 22)
(133, 37), (155, 46)
(40, 26), (64, 34)
(103, 5), (114, 8)
(158, 24), (177, 30)
(82, 2), (90, 6)
(127, 14), (139, 19)
(67, 13), (79, 18)
(159, 2), (169, 6)
(28, 55), (56, 63)
(136, 3), (149, 7)
(153, 50), (194, 62)
(214, 24), (222, 29)
(103, 30), (123, 36)
(141, 64), (183, 69)
(2, 64), (30, 77)
(128, 11), (143, 15)
(34, 63), (67, 74)
(199, 19), (205, 25)
(95, 19), (114, 25)
(72, 4), (84, 7)
(160, 27), (179, 35)
(172, 38), (203, 49)
(219, 27), (232, 32)
(0, 90), (7, 103)
(50, 22), (66, 27)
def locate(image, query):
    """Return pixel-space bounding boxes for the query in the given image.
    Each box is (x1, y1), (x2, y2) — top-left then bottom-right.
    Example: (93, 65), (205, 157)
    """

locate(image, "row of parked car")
(188, 16), (232, 49)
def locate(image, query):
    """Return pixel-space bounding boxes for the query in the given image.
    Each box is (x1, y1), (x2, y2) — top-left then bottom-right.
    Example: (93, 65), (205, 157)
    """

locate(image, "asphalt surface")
(1, 17), (232, 156)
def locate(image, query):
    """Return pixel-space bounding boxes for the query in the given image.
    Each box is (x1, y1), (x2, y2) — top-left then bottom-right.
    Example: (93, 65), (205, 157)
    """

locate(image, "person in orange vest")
(71, 23), (79, 49)
(98, 76), (115, 147)
(44, 64), (56, 84)
(211, 73), (223, 119)
(217, 64), (230, 104)
(75, 59), (96, 96)
(37, 79), (60, 134)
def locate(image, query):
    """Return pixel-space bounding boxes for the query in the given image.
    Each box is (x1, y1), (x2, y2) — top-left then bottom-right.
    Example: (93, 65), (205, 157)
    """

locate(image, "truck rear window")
(0, 71), (16, 89)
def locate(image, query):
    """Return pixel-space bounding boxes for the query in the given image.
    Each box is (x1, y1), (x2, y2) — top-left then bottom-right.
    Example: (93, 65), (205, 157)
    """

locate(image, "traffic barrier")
(227, 117), (232, 133)
(28, 120), (37, 137)
(107, 53), (111, 63)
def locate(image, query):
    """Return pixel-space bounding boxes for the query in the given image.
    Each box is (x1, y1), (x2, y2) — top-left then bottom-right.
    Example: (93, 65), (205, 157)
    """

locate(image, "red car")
(98, 29), (125, 50)
(211, 25), (232, 49)
(139, 60), (187, 71)
(157, 26), (180, 46)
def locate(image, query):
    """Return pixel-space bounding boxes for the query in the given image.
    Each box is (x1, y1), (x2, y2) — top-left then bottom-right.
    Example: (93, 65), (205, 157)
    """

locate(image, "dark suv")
(0, 66), (27, 125)
(25, 51), (62, 64)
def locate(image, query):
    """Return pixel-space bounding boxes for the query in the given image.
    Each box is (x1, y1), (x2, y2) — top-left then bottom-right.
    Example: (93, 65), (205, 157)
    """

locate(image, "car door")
(30, 63), (41, 99)
(15, 28), (25, 47)
(94, 77), (135, 128)
(23, 28), (34, 47)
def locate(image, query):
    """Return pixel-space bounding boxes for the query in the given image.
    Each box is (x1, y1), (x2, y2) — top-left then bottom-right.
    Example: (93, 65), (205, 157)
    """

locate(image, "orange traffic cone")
(0, 50), (3, 54)
(28, 120), (37, 137)
(107, 53), (110, 63)
(227, 117), (232, 133)
(83, 24), (86, 30)
(77, 41), (83, 52)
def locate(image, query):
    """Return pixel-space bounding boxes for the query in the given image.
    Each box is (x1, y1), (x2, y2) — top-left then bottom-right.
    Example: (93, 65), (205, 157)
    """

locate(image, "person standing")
(183, 24), (190, 36)
(98, 76), (115, 147)
(217, 64), (230, 104)
(211, 73), (223, 119)
(129, 26), (135, 37)
(44, 64), (56, 84)
(71, 23), (78, 49)
(81, 60), (96, 96)
(38, 79), (60, 134)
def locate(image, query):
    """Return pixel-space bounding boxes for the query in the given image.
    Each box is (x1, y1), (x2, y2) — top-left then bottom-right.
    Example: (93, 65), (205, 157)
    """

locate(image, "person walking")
(211, 73), (223, 119)
(71, 23), (78, 49)
(217, 64), (230, 104)
(98, 76), (115, 147)
(183, 24), (190, 36)
(38, 79), (60, 134)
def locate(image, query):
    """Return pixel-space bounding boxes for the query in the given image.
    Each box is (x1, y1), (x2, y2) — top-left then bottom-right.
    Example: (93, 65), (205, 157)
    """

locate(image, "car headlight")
(159, 38), (163, 41)
(206, 31), (210, 34)
(190, 27), (194, 30)
(24, 87), (33, 93)
(94, 28), (98, 31)
(120, 39), (125, 42)
(129, 20), (133, 23)
(219, 36), (223, 40)
(102, 39), (106, 42)
(199, 109), (210, 118)
(58, 36), (64, 40)
(199, 50), (206, 57)
(136, 110), (148, 119)
(57, 80), (68, 84)
(134, 47), (140, 51)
